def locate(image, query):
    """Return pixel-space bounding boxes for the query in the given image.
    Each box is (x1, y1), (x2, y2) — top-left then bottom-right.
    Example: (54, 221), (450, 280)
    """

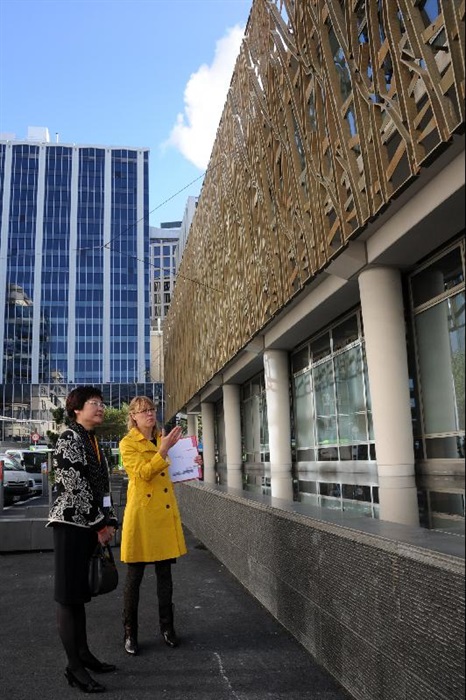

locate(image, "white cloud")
(167, 25), (245, 170)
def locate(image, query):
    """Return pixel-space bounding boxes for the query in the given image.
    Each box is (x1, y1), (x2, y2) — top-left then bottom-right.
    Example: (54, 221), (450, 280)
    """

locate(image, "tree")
(46, 405), (130, 448)
(97, 404), (129, 443)
(47, 406), (68, 446)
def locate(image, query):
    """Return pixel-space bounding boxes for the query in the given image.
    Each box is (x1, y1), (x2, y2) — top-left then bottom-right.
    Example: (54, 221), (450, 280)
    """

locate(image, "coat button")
(164, 488), (168, 493)
(166, 504), (170, 509)
(161, 472), (165, 477)
(147, 494), (151, 498)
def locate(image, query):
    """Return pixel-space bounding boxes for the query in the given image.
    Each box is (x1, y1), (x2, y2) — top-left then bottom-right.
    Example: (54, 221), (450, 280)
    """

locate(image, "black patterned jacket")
(47, 422), (118, 530)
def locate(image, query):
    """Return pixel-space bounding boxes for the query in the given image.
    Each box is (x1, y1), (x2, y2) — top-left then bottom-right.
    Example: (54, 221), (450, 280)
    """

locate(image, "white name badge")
(103, 495), (112, 507)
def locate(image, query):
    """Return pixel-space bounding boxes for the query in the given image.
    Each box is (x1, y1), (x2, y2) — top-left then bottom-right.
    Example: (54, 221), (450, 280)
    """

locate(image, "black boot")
(159, 604), (178, 648)
(123, 563), (144, 656)
(124, 625), (139, 655)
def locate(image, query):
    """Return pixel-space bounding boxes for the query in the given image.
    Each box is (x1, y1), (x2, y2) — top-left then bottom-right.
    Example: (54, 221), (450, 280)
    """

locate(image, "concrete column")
(187, 414), (198, 439)
(201, 402), (216, 484)
(359, 267), (419, 526)
(263, 350), (293, 500)
(223, 384), (243, 490)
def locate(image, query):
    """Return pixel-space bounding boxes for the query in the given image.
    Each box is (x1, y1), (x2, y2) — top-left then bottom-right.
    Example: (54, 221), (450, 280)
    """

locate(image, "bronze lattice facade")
(164, 0), (465, 418)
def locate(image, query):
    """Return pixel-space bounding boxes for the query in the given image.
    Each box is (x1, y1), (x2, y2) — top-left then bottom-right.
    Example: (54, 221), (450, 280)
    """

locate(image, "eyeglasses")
(86, 400), (106, 409)
(135, 408), (156, 415)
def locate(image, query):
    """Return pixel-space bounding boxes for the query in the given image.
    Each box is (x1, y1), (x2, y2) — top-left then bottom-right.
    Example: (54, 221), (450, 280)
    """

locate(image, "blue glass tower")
(0, 132), (160, 439)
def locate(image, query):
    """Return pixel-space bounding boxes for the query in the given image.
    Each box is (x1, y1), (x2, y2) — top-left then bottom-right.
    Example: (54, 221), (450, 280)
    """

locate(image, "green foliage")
(51, 406), (67, 427)
(46, 406), (68, 448)
(97, 404), (129, 442)
(47, 404), (129, 447)
(46, 429), (59, 447)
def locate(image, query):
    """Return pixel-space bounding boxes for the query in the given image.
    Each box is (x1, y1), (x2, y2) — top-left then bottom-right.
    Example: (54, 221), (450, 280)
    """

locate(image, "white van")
(0, 454), (30, 505)
(5, 448), (53, 495)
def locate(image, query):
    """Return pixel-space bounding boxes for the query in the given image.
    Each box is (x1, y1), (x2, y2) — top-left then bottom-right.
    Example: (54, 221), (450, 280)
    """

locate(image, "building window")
(410, 239), (465, 459)
(292, 310), (374, 463)
(241, 373), (269, 462)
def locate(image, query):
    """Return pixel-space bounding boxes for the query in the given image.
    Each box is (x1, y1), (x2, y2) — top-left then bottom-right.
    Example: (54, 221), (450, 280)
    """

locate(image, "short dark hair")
(66, 386), (104, 421)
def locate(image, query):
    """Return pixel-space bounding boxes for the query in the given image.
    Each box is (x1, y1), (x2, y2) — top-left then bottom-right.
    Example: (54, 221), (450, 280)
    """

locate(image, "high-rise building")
(148, 198), (199, 384)
(149, 222), (181, 331)
(175, 195), (198, 269)
(149, 222), (180, 384)
(0, 128), (160, 440)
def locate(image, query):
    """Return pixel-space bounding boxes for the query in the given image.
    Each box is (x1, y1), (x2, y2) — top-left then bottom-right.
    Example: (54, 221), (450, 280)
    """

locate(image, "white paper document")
(167, 436), (202, 483)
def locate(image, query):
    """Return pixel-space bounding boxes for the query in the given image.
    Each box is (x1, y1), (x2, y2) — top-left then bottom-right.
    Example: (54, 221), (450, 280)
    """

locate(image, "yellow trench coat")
(119, 428), (187, 563)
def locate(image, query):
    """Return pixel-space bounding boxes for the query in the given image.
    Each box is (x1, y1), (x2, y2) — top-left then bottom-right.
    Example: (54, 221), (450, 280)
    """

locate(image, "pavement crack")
(213, 651), (241, 699)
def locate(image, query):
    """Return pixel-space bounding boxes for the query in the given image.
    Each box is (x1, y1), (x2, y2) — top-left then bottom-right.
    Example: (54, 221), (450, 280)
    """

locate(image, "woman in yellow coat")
(120, 396), (199, 655)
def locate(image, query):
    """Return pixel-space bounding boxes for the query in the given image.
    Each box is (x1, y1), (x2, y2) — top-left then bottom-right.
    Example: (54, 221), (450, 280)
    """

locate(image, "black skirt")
(53, 524), (97, 604)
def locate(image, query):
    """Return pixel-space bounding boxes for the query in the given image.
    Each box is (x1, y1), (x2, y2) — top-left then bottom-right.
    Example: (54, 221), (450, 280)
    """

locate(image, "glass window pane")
(293, 371), (315, 448)
(425, 436), (465, 459)
(242, 375), (265, 463)
(243, 399), (255, 458)
(320, 497), (342, 510)
(292, 346), (309, 373)
(298, 480), (318, 494)
(311, 332), (331, 362)
(335, 346), (367, 442)
(430, 491), (464, 516)
(415, 293), (465, 434)
(411, 247), (463, 307)
(342, 484), (372, 502)
(319, 482), (341, 497)
(260, 391), (269, 459)
(343, 501), (373, 516)
(332, 314), (359, 352)
(314, 360), (337, 445)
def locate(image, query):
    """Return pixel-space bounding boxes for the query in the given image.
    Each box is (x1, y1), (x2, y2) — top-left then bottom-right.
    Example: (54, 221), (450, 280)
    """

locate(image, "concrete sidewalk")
(0, 529), (353, 700)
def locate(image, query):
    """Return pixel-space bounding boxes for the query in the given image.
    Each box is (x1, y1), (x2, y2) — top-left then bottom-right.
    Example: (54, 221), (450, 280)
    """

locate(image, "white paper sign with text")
(167, 436), (202, 483)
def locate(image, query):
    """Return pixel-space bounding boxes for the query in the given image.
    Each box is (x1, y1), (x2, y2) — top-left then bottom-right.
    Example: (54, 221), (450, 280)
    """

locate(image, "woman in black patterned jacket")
(48, 386), (118, 694)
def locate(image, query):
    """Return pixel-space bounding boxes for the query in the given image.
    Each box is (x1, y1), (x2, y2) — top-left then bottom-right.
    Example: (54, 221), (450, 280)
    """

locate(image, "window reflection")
(241, 374), (269, 463)
(411, 247), (463, 308)
(297, 478), (380, 518)
(293, 310), (374, 462)
(414, 291), (465, 438)
(314, 360), (337, 446)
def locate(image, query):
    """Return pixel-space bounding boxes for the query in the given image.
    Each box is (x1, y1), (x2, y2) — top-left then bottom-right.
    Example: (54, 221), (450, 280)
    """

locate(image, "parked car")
(5, 448), (53, 495)
(0, 454), (30, 505)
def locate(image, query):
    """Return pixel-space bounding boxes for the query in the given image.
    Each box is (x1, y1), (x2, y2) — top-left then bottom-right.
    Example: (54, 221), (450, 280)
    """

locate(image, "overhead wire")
(109, 246), (223, 294)
(76, 164), (225, 294)
(103, 169), (207, 250)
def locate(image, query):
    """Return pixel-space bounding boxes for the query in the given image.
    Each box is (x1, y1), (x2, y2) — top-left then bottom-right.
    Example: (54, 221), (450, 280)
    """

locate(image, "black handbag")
(88, 543), (119, 596)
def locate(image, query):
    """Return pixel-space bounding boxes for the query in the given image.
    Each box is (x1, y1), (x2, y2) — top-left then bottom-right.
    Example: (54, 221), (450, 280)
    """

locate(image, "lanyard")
(91, 435), (101, 464)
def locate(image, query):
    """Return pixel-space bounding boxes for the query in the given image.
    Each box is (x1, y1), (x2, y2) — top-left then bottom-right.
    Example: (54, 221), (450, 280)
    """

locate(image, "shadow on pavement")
(0, 529), (353, 700)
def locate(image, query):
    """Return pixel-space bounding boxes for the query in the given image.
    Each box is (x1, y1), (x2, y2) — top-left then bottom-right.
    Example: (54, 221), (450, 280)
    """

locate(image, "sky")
(0, 0), (252, 225)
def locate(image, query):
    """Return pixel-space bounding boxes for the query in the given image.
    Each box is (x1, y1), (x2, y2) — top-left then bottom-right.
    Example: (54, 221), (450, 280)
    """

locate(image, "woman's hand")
(97, 526), (115, 546)
(158, 425), (183, 459)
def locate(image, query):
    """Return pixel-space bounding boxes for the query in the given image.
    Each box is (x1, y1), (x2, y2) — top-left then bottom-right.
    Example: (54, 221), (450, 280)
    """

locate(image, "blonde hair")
(127, 396), (159, 439)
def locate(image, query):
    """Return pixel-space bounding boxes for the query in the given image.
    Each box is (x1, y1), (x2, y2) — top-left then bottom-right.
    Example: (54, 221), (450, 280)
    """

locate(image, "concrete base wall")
(0, 517), (53, 552)
(175, 481), (465, 700)
(0, 474), (128, 553)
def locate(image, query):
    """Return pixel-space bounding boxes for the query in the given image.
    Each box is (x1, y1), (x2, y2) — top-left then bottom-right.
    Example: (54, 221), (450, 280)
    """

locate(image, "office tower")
(175, 195), (198, 268)
(148, 197), (199, 384)
(149, 222), (180, 384)
(149, 222), (181, 331)
(0, 128), (160, 440)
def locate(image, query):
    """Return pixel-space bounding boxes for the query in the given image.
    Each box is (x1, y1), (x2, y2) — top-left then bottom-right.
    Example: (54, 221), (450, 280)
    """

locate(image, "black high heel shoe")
(81, 658), (116, 674)
(65, 668), (106, 693)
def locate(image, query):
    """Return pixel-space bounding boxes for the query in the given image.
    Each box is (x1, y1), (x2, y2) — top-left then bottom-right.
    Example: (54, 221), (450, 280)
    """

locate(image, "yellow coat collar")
(127, 427), (161, 446)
